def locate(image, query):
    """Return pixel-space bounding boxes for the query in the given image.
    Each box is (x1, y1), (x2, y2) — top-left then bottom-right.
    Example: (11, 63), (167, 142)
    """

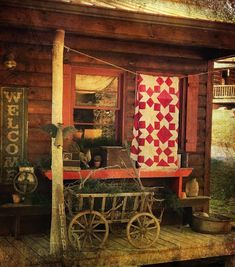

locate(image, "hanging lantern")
(3, 52), (17, 70)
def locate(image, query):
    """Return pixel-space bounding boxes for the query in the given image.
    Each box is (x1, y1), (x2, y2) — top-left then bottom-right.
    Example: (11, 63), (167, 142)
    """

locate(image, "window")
(222, 69), (230, 85)
(64, 66), (123, 143)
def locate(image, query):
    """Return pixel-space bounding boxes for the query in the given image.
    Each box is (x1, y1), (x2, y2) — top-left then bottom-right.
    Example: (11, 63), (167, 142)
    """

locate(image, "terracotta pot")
(94, 161), (101, 168)
(12, 194), (21, 204)
(94, 155), (102, 168)
(73, 130), (83, 139)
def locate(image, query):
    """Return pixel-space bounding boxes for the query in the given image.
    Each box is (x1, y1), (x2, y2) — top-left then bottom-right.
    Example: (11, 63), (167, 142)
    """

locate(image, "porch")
(0, 225), (234, 267)
(213, 85), (235, 104)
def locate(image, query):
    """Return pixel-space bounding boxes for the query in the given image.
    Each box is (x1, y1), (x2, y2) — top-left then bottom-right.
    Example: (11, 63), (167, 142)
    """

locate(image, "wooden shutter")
(186, 75), (199, 152)
(63, 64), (73, 126)
(178, 78), (187, 151)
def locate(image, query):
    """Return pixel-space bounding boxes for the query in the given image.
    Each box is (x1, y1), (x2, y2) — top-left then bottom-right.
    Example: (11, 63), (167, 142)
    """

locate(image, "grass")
(210, 159), (235, 200)
(210, 198), (235, 220)
(211, 109), (235, 149)
(210, 108), (235, 220)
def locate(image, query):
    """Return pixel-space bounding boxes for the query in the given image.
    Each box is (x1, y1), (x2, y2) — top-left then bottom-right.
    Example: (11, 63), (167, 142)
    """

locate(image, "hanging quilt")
(130, 74), (179, 169)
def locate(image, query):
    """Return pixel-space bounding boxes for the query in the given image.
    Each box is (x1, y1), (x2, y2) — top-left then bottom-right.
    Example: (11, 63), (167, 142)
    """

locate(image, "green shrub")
(210, 158), (235, 200)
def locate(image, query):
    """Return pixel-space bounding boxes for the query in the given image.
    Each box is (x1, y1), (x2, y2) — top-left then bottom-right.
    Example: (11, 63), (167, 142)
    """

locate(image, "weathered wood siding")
(188, 73), (211, 195)
(0, 7), (215, 195)
(0, 27), (53, 163)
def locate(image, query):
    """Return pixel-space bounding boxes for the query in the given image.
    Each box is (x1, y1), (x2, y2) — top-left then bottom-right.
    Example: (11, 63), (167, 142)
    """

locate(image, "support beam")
(225, 255), (235, 267)
(204, 61), (213, 199)
(1, 5), (235, 51)
(50, 29), (68, 256)
(0, 27), (205, 60)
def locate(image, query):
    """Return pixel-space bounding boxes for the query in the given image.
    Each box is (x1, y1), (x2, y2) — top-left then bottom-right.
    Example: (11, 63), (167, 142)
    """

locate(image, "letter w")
(4, 92), (22, 103)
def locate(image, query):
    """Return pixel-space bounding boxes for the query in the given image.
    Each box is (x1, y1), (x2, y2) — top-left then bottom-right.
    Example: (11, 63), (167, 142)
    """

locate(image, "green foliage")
(161, 188), (183, 214)
(210, 199), (235, 220)
(212, 110), (235, 149)
(210, 159), (235, 200)
(70, 179), (141, 194)
(65, 180), (145, 214)
(185, 0), (235, 22)
(16, 159), (33, 167)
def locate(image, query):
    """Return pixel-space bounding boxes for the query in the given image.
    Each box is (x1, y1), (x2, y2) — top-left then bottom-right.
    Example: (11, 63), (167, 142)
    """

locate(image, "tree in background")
(185, 0), (235, 22)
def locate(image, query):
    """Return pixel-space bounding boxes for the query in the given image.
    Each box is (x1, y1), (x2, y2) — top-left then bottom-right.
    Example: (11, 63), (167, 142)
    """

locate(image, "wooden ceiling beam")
(0, 5), (235, 54)
(0, 27), (206, 60)
(66, 50), (208, 74)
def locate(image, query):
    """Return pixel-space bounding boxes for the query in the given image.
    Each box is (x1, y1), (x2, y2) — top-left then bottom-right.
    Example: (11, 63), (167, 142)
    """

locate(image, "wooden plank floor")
(0, 226), (234, 267)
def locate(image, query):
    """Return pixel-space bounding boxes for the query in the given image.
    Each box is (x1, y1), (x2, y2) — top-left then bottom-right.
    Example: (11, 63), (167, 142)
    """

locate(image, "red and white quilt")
(130, 74), (179, 169)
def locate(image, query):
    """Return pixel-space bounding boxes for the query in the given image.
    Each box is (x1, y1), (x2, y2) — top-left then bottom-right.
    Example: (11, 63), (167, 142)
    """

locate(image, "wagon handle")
(152, 197), (165, 223)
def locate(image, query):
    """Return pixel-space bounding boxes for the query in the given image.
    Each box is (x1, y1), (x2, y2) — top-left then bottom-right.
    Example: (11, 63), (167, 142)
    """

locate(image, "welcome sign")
(0, 87), (28, 183)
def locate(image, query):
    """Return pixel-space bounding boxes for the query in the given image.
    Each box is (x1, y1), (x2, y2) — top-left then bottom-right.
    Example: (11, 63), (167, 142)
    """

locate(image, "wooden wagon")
(67, 191), (164, 250)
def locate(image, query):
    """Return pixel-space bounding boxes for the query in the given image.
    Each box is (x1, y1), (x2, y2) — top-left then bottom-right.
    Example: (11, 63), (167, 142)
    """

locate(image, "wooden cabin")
(0, 0), (235, 234)
(213, 66), (235, 109)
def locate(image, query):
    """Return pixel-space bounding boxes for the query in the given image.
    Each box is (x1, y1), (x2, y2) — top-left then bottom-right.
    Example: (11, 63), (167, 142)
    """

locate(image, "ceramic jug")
(186, 178), (199, 197)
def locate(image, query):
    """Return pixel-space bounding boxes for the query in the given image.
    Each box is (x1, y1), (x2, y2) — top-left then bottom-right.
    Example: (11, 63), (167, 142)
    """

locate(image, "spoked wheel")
(126, 212), (160, 249)
(68, 210), (109, 251)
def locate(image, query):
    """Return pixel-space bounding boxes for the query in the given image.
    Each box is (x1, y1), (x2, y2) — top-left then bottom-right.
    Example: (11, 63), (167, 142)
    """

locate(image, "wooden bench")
(0, 203), (51, 239)
(44, 168), (192, 198)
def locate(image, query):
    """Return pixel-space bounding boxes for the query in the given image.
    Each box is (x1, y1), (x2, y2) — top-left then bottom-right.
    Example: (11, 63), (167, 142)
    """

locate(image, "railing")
(213, 85), (235, 99)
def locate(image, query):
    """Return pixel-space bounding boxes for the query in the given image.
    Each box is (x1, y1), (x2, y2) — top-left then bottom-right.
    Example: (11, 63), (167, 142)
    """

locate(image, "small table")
(0, 203), (51, 239)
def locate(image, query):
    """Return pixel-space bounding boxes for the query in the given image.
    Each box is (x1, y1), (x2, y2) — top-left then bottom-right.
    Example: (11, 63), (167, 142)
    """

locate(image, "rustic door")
(0, 87), (28, 183)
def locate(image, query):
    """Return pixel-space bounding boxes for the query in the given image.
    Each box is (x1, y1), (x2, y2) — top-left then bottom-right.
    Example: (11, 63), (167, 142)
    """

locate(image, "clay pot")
(94, 155), (102, 168)
(73, 130), (83, 139)
(186, 178), (199, 197)
(12, 194), (21, 204)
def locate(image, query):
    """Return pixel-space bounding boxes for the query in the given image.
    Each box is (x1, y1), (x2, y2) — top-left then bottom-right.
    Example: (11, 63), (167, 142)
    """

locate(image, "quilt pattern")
(130, 74), (179, 169)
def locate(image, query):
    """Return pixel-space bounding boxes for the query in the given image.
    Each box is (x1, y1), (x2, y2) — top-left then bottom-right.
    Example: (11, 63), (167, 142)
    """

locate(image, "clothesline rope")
(64, 45), (235, 79)
(64, 45), (137, 75)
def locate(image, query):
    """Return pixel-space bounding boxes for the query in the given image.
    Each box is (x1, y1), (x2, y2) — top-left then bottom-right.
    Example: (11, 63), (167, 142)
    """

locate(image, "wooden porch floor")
(0, 225), (234, 267)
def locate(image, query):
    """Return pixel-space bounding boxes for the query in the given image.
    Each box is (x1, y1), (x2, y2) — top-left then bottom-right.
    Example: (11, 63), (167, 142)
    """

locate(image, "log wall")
(0, 23), (209, 194)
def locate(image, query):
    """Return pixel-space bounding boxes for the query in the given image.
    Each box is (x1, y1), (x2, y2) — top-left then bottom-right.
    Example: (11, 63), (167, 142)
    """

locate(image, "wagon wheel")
(68, 210), (109, 251)
(13, 171), (38, 194)
(126, 212), (160, 249)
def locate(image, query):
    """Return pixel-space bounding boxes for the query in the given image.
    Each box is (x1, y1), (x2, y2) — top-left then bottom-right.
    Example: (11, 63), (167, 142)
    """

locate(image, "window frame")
(63, 65), (124, 144)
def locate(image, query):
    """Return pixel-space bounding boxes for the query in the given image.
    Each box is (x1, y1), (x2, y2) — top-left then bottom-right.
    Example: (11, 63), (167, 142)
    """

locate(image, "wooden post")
(50, 29), (68, 256)
(204, 60), (213, 200)
(225, 255), (235, 267)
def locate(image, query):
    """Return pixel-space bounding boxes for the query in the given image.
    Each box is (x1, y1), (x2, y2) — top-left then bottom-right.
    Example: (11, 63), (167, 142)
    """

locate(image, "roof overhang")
(1, 0), (235, 59)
